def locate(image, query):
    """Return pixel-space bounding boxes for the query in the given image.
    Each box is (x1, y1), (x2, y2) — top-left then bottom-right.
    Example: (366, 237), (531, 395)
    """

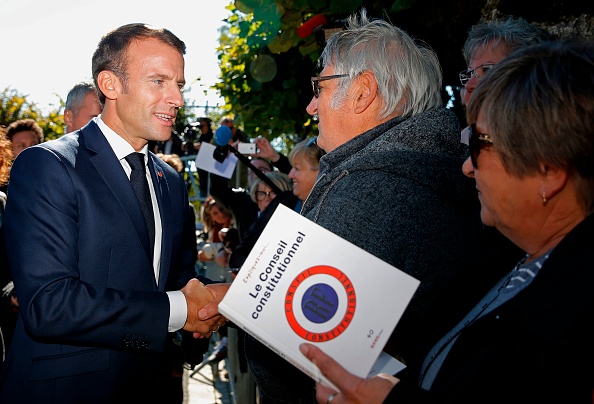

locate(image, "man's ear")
(353, 71), (378, 114)
(63, 110), (73, 128)
(97, 71), (118, 101)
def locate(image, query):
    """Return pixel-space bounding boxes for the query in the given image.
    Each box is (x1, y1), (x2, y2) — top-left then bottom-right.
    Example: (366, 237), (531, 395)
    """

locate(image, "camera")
(182, 121), (202, 143)
(237, 143), (257, 154)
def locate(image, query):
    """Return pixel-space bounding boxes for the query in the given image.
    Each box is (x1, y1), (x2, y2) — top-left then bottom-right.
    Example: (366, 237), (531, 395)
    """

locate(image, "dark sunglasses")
(311, 74), (348, 98)
(468, 123), (494, 168)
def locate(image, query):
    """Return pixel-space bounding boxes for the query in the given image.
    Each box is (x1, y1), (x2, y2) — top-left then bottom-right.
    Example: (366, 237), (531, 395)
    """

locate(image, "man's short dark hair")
(91, 23), (186, 105)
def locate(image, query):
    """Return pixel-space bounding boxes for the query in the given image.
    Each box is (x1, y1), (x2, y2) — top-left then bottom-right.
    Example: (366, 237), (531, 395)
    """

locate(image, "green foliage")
(215, 1), (326, 148)
(0, 87), (43, 125)
(215, 0), (426, 151)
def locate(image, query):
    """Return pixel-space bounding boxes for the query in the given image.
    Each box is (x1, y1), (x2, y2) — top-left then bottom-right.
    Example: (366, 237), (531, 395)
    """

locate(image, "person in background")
(0, 127), (16, 363)
(253, 136), (293, 174)
(197, 196), (234, 281)
(209, 154), (274, 240)
(220, 116), (247, 144)
(194, 117), (214, 197)
(249, 171), (292, 214)
(288, 138), (325, 211)
(156, 152), (184, 173)
(153, 131), (184, 156)
(224, 170), (294, 270)
(302, 38), (594, 404)
(233, 139), (324, 402)
(221, 116), (250, 189)
(0, 23), (225, 402)
(243, 9), (519, 402)
(64, 81), (103, 133)
(458, 16), (550, 143)
(5, 118), (44, 157)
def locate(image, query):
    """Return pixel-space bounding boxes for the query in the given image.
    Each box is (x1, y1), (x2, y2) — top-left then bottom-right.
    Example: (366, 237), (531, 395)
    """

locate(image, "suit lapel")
(83, 122), (154, 264)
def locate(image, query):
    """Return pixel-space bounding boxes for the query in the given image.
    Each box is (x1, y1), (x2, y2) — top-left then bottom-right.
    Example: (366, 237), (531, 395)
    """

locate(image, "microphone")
(211, 125), (283, 195)
(213, 126), (232, 163)
(214, 125), (232, 146)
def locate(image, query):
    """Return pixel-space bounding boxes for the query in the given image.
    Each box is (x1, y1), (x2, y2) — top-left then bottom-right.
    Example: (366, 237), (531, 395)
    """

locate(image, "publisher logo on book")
(285, 265), (356, 342)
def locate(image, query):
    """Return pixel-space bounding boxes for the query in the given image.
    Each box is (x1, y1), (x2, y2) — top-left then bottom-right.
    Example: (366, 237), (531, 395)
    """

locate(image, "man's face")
(222, 120), (236, 135)
(248, 159), (272, 188)
(65, 92), (102, 132)
(306, 65), (352, 153)
(11, 130), (40, 157)
(105, 37), (185, 150)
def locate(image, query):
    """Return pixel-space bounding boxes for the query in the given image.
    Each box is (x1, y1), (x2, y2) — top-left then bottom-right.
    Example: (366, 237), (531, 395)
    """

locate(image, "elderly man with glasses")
(458, 17), (549, 144)
(241, 9), (523, 403)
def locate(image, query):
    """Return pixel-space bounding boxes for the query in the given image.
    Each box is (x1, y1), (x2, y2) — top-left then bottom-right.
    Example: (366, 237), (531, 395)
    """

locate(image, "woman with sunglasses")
(301, 39), (594, 404)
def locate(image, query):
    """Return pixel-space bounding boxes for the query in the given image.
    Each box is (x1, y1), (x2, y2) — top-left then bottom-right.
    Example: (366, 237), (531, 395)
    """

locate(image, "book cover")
(218, 204), (420, 388)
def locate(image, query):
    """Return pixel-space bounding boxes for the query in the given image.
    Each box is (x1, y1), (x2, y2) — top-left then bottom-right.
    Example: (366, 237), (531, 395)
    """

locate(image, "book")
(218, 204), (420, 389)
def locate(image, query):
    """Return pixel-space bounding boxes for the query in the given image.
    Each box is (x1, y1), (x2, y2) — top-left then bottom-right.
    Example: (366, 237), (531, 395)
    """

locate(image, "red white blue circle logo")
(285, 265), (356, 342)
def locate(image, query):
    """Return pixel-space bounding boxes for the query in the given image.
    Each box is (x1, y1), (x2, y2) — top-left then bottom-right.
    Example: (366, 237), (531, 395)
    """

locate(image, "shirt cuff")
(167, 290), (187, 332)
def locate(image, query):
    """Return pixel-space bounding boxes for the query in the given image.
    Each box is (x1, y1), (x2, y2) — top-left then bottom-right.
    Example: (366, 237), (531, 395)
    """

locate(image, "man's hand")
(254, 137), (280, 162)
(199, 283), (231, 321)
(181, 279), (223, 337)
(299, 343), (398, 404)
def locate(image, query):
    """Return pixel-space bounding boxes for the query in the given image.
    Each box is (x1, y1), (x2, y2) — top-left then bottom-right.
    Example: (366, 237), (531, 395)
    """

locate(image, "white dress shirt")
(95, 116), (187, 331)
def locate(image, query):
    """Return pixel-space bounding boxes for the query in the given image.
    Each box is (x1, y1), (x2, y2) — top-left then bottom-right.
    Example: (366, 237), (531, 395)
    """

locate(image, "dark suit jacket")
(387, 213), (594, 403)
(0, 121), (198, 403)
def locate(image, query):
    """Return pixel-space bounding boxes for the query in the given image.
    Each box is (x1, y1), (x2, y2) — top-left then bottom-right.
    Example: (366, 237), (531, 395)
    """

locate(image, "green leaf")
(329, 0), (363, 14)
(390, 0), (416, 12)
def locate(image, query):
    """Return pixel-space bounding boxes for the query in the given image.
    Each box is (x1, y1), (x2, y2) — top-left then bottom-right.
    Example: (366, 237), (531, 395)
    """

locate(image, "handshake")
(180, 279), (231, 337)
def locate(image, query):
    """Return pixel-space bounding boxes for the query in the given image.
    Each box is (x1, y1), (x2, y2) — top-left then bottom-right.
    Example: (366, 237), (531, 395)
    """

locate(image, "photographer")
(151, 131), (184, 156)
(184, 117), (214, 198)
(183, 117), (213, 156)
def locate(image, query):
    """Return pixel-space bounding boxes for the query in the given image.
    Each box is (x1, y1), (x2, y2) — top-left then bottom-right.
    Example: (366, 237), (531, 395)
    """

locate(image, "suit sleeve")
(5, 146), (170, 352)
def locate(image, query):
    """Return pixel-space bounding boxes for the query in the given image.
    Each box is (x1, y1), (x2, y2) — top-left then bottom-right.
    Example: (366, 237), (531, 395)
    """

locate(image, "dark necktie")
(125, 152), (155, 258)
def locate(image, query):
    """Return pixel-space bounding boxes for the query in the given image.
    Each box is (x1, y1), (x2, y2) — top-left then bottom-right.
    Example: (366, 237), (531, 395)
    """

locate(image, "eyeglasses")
(255, 190), (276, 201)
(459, 64), (494, 86)
(468, 124), (494, 169)
(311, 74), (348, 98)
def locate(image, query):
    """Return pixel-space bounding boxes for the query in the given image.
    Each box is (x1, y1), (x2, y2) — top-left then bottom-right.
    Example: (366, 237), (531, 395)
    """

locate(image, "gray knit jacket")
(301, 107), (480, 321)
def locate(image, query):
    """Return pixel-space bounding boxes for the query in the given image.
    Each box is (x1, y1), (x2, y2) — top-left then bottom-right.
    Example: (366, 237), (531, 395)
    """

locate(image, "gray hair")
(65, 82), (97, 116)
(320, 8), (442, 119)
(467, 39), (594, 214)
(462, 17), (550, 64)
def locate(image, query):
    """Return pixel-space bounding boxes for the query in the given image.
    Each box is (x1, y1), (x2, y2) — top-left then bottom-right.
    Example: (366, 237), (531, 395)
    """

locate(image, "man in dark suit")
(0, 23), (228, 402)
